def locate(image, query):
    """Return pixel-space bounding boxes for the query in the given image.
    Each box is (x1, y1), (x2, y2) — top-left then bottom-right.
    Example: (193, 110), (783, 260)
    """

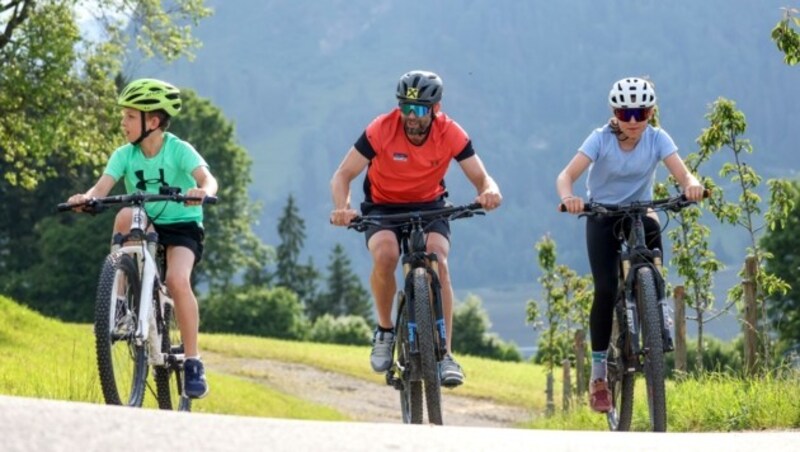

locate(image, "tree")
(307, 243), (372, 322)
(275, 195), (319, 304)
(168, 90), (272, 293)
(452, 294), (521, 362)
(699, 98), (793, 372)
(201, 286), (308, 340)
(0, 0), (211, 190)
(772, 6), (800, 65)
(761, 181), (800, 349)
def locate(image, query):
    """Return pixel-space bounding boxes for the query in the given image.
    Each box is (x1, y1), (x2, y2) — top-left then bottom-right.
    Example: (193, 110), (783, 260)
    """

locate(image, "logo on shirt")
(393, 152), (408, 162)
(134, 169), (168, 191)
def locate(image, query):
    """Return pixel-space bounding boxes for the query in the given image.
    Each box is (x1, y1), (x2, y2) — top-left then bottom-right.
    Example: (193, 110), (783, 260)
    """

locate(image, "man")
(329, 70), (502, 387)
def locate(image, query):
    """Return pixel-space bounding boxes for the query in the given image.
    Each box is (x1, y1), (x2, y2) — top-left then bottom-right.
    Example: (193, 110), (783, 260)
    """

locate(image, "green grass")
(4, 294), (799, 431)
(0, 295), (345, 421)
(523, 373), (800, 431)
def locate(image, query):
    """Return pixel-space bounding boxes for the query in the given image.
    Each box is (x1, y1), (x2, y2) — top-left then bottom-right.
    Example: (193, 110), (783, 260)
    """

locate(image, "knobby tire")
(154, 302), (192, 411)
(396, 292), (423, 424)
(94, 252), (148, 406)
(606, 305), (634, 431)
(637, 267), (667, 432)
(412, 268), (442, 425)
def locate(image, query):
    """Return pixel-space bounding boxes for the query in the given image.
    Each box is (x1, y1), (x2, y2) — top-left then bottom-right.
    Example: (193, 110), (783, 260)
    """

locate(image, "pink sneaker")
(590, 379), (611, 413)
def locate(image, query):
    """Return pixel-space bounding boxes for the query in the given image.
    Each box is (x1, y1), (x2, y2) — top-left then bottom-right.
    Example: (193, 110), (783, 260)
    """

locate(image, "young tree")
(772, 6), (800, 65)
(699, 98), (792, 372)
(308, 243), (372, 322)
(761, 181), (800, 349)
(275, 195), (319, 304)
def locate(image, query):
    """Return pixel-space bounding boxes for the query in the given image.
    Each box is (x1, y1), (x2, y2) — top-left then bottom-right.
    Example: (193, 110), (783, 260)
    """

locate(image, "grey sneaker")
(370, 329), (395, 372)
(440, 354), (465, 388)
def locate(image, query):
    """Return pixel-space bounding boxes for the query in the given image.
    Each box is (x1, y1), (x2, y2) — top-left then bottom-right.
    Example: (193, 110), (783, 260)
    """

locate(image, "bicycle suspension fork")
(401, 255), (447, 359)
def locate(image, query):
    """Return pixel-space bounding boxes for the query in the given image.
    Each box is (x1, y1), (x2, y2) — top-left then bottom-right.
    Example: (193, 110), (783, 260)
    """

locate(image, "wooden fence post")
(574, 329), (586, 398)
(673, 286), (687, 374)
(562, 359), (572, 412)
(546, 371), (555, 416)
(742, 256), (759, 376)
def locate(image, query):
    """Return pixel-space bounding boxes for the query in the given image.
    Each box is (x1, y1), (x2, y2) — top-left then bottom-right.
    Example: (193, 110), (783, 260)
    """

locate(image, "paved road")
(0, 395), (797, 452)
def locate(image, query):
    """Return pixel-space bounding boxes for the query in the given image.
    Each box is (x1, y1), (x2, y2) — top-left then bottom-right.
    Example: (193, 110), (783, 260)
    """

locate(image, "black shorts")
(360, 201), (451, 248)
(153, 221), (205, 264)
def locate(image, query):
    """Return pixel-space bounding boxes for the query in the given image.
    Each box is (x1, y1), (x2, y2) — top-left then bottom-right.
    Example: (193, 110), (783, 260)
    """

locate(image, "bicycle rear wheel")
(637, 267), (667, 432)
(395, 292), (423, 424)
(94, 252), (148, 406)
(154, 302), (192, 412)
(606, 304), (634, 431)
(412, 268), (443, 425)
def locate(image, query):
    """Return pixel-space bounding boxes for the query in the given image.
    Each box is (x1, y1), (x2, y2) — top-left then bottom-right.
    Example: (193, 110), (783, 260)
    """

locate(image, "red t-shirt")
(354, 109), (475, 204)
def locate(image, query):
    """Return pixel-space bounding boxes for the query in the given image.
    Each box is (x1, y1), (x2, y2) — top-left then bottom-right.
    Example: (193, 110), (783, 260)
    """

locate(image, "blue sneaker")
(183, 358), (209, 399)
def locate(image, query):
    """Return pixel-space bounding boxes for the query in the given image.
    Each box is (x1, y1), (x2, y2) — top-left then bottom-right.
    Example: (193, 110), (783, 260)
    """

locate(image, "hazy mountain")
(140, 0), (800, 346)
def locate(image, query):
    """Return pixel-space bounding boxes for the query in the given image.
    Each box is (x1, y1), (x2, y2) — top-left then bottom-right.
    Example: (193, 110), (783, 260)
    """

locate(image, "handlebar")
(57, 191), (218, 213)
(347, 203), (485, 232)
(558, 189), (710, 216)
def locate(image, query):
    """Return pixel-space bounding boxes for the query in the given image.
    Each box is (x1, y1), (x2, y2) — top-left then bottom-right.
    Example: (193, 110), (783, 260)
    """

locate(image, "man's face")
(400, 102), (433, 136)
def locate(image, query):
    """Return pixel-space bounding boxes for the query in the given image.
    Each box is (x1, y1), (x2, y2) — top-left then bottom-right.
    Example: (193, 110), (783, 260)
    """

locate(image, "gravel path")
(204, 352), (532, 428)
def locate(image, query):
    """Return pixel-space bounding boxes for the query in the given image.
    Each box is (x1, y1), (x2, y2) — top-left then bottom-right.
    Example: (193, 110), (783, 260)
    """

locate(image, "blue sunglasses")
(399, 103), (431, 116)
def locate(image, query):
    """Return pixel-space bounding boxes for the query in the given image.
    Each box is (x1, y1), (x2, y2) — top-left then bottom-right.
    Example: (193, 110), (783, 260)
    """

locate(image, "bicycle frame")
(399, 217), (447, 360)
(110, 204), (170, 367)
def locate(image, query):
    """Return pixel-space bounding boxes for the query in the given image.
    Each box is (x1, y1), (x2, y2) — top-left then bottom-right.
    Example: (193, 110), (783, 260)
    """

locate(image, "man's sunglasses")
(399, 103), (431, 116)
(613, 107), (652, 122)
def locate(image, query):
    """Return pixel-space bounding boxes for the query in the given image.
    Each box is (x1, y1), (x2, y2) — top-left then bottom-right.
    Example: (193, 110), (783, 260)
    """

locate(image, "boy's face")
(120, 107), (142, 143)
(120, 107), (161, 142)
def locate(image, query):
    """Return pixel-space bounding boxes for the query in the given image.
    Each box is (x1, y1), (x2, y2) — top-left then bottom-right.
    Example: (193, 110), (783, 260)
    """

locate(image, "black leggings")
(586, 215), (663, 351)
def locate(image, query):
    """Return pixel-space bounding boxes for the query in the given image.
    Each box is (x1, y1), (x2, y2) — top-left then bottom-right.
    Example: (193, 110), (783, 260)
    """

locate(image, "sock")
(377, 325), (394, 333)
(591, 350), (608, 381)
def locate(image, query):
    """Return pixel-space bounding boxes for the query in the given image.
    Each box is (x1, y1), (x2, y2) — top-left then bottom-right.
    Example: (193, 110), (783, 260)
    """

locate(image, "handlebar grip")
(203, 196), (218, 205)
(57, 203), (74, 212)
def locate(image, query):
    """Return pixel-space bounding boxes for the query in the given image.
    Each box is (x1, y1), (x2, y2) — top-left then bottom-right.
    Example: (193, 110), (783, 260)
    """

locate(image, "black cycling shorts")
(153, 221), (205, 264)
(360, 201), (451, 248)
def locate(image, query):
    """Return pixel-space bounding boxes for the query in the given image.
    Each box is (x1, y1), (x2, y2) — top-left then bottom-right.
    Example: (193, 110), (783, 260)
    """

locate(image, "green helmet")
(117, 78), (182, 117)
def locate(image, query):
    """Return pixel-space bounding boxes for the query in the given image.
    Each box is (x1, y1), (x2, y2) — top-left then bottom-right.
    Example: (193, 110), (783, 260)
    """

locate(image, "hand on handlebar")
(559, 196), (585, 214)
(683, 184), (707, 202)
(185, 188), (209, 206)
(330, 208), (359, 227)
(475, 189), (502, 211)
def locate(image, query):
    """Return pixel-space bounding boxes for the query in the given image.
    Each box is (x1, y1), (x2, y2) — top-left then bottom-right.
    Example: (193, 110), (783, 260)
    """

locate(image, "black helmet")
(396, 70), (443, 105)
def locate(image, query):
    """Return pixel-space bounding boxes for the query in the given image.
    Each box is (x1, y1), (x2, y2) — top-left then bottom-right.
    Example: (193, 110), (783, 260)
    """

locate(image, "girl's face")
(613, 107), (652, 141)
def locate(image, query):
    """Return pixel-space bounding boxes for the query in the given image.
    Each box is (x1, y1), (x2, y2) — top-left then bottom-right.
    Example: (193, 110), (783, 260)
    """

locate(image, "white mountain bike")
(58, 189), (216, 411)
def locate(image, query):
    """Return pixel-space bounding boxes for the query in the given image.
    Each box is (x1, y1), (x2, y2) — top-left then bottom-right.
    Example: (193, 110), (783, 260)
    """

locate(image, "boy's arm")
(187, 166), (217, 205)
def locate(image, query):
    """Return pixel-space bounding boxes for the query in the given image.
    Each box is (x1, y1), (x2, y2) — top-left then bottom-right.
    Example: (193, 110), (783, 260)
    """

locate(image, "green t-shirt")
(104, 132), (208, 225)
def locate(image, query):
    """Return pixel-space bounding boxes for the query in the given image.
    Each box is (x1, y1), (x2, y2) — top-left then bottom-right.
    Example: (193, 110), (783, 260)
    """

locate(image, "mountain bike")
(562, 194), (701, 432)
(58, 189), (216, 412)
(348, 203), (484, 425)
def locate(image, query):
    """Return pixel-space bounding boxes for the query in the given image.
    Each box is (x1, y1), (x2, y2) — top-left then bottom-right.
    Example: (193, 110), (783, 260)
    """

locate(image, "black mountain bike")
(58, 189), (216, 411)
(563, 194), (700, 432)
(348, 203), (484, 425)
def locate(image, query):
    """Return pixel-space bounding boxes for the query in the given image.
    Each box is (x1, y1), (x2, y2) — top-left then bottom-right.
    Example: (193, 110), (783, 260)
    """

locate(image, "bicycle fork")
(401, 257), (448, 361)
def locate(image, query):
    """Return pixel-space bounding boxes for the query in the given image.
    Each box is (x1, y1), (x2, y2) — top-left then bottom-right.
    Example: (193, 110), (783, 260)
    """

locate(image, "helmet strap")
(132, 111), (157, 145)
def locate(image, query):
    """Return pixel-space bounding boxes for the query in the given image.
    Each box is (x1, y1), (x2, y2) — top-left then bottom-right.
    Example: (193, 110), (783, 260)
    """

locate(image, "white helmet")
(608, 78), (656, 109)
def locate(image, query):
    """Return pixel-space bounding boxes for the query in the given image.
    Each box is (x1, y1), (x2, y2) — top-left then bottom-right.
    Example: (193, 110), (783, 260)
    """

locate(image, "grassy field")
(2, 295), (799, 431)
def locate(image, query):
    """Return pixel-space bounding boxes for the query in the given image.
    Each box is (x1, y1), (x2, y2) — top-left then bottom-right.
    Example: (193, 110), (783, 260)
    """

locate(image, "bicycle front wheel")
(412, 268), (442, 425)
(154, 302), (192, 412)
(395, 292), (423, 424)
(94, 252), (148, 406)
(637, 267), (667, 432)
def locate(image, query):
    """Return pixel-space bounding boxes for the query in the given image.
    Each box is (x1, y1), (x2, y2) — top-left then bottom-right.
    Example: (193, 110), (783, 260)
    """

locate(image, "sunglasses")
(399, 103), (431, 117)
(614, 107), (652, 122)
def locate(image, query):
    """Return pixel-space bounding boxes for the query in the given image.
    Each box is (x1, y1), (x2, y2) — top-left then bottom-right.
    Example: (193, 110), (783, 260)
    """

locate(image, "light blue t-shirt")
(104, 132), (208, 225)
(579, 125), (678, 204)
